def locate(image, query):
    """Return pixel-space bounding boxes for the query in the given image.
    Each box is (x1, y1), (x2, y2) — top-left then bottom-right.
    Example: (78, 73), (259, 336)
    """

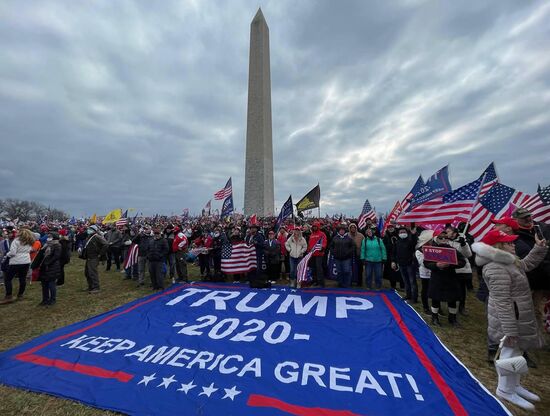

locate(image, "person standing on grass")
(38, 231), (62, 306)
(446, 225), (473, 316)
(472, 229), (547, 411)
(392, 226), (418, 303)
(147, 228), (169, 290)
(424, 230), (466, 328)
(285, 227), (307, 288)
(0, 228), (35, 304)
(415, 230), (433, 314)
(361, 227), (387, 290)
(264, 230), (281, 283)
(81, 225), (108, 294)
(329, 223), (355, 288)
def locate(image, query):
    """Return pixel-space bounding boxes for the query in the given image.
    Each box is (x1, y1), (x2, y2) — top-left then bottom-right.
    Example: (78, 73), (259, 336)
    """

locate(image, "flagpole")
(464, 172), (487, 235)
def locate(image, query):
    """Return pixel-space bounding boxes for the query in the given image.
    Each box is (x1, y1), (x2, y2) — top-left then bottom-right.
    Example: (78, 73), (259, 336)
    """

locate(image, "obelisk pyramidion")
(244, 8), (274, 217)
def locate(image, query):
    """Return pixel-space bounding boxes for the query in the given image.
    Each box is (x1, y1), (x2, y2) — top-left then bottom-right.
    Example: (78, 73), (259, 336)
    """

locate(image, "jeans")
(289, 257), (302, 281)
(399, 264), (417, 301)
(5, 264), (30, 297)
(167, 253), (176, 278)
(365, 262), (383, 289)
(335, 258), (352, 288)
(41, 280), (56, 303)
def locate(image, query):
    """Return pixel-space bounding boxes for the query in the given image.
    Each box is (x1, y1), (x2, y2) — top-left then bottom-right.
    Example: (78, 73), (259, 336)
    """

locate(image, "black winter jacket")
(329, 234), (354, 260)
(147, 238), (169, 262)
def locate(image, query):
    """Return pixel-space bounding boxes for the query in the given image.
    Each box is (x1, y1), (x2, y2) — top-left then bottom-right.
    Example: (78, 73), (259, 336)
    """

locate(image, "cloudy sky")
(1, 0), (549, 217)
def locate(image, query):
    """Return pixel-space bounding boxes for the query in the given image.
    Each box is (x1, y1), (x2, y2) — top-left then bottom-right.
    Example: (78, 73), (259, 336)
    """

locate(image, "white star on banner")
(157, 375), (177, 389)
(199, 382), (218, 397)
(177, 380), (197, 394)
(222, 386), (242, 401)
(137, 373), (157, 386)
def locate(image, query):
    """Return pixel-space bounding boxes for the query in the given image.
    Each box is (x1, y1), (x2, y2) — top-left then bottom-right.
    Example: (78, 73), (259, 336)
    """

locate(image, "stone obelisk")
(244, 8), (274, 216)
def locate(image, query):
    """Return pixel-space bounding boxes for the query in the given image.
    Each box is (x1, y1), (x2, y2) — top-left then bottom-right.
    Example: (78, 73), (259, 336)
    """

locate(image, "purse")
(494, 336), (528, 376)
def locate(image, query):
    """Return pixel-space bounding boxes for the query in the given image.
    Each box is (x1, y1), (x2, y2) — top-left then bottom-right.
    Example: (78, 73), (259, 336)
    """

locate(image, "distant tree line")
(0, 199), (69, 222)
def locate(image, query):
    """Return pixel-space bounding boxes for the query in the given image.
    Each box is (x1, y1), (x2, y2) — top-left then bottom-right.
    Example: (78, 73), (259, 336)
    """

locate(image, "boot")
(431, 312), (442, 327)
(0, 295), (14, 305)
(496, 374), (535, 411)
(448, 313), (461, 328)
(516, 385), (540, 402)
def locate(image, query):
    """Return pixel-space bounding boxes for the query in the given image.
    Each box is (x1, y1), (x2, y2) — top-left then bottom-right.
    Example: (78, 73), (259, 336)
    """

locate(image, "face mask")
(185, 231), (192, 237)
(154, 234), (161, 239)
(47, 237), (53, 242)
(213, 232), (220, 238)
(399, 233), (407, 239)
(87, 229), (94, 235)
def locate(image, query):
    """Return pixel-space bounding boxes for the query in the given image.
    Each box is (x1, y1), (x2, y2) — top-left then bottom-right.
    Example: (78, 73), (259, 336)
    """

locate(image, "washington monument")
(244, 8), (274, 216)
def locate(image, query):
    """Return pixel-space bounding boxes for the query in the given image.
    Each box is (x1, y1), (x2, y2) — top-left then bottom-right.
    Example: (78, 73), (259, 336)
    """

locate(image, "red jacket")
(277, 232), (288, 256)
(172, 234), (188, 252)
(194, 235), (213, 249)
(308, 231), (327, 257)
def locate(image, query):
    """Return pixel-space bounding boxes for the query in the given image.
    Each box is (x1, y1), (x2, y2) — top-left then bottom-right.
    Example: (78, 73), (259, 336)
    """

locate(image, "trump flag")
(0, 283), (511, 416)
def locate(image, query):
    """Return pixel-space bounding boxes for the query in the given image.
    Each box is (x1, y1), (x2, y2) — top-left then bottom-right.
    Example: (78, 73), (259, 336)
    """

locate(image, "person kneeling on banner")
(472, 229), (547, 411)
(423, 230), (465, 327)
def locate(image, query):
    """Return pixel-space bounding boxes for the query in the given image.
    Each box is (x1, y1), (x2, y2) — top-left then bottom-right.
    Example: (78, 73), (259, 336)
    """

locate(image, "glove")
(458, 236), (466, 246)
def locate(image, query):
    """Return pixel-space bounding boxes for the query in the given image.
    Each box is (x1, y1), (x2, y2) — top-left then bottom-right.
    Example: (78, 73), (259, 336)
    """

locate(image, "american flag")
(382, 200), (402, 236)
(468, 183), (532, 240)
(123, 243), (139, 269)
(478, 162), (499, 196)
(214, 177), (232, 200)
(358, 199), (377, 229)
(398, 177), (483, 224)
(401, 175), (425, 212)
(221, 242), (257, 274)
(297, 238), (323, 283)
(116, 218), (128, 227)
(523, 185), (550, 224)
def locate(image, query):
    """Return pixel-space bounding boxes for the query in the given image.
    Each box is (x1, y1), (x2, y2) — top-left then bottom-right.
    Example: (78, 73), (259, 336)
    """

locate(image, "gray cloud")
(0, 0), (549, 217)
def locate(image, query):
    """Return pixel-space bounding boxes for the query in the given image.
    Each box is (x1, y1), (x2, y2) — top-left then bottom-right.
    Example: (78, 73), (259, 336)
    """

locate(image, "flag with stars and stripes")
(297, 238), (323, 283)
(398, 177), (483, 224)
(221, 242), (257, 274)
(123, 243), (139, 269)
(468, 183), (532, 240)
(214, 177), (232, 200)
(523, 184), (550, 224)
(478, 162), (499, 196)
(357, 199), (377, 230)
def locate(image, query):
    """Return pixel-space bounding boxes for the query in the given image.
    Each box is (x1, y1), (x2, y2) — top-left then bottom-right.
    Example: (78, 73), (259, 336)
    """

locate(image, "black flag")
(296, 185), (320, 213)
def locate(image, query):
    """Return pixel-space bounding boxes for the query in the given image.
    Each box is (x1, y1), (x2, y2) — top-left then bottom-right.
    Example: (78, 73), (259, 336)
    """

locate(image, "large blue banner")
(0, 283), (510, 416)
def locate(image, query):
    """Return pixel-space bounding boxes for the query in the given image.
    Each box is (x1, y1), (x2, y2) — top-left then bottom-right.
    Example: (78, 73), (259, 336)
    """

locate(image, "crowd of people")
(0, 206), (549, 410)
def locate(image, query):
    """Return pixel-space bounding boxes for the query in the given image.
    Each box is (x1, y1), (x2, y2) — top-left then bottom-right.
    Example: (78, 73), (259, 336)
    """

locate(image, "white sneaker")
(496, 389), (535, 411)
(516, 385), (540, 402)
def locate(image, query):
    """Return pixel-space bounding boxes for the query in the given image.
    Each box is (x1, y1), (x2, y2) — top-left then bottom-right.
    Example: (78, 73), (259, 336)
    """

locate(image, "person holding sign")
(423, 230), (466, 327)
(415, 230), (434, 314)
(472, 229), (547, 411)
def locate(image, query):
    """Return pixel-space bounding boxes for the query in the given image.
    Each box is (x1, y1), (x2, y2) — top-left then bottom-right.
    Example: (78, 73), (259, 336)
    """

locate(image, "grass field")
(0, 258), (549, 415)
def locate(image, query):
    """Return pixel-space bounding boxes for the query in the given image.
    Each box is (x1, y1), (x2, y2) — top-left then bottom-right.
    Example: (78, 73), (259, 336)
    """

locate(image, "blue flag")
(377, 215), (385, 235)
(221, 194), (234, 218)
(408, 166), (452, 210)
(0, 283), (510, 415)
(275, 196), (293, 231)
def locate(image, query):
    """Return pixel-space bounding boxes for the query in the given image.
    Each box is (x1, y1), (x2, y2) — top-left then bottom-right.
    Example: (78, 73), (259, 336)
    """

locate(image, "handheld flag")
(89, 214), (97, 225)
(103, 209), (122, 224)
(382, 201), (402, 236)
(296, 185), (320, 213)
(522, 184), (550, 224)
(221, 194), (234, 218)
(357, 199), (377, 229)
(297, 237), (323, 283)
(276, 196), (293, 231)
(401, 176), (425, 212)
(214, 178), (232, 200)
(407, 166), (451, 211)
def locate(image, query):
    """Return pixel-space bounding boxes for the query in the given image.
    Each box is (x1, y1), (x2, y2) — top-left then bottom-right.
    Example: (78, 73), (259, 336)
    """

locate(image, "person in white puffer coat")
(472, 229), (547, 411)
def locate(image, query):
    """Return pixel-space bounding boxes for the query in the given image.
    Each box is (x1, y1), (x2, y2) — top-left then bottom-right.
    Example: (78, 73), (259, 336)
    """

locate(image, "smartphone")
(534, 224), (544, 240)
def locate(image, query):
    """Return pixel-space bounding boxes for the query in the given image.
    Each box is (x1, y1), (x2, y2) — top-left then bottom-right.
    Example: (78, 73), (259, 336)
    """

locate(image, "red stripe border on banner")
(12, 284), (468, 415)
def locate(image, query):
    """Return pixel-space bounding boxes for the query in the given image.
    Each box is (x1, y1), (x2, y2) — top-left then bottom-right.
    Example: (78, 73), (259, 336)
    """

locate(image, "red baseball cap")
(481, 229), (518, 246)
(491, 217), (519, 230)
